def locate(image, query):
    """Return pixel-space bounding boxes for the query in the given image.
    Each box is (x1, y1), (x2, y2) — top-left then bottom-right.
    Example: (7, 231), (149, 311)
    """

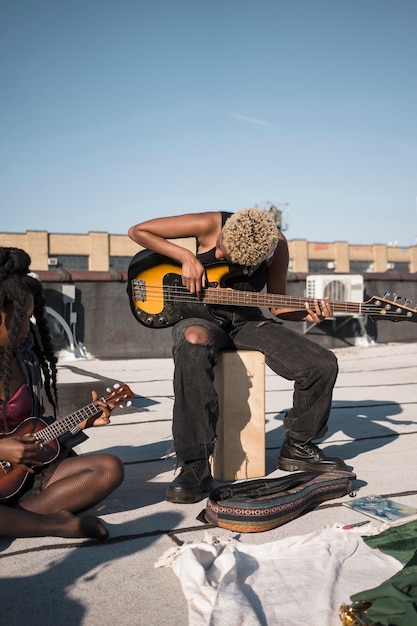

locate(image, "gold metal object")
(339, 602), (376, 625)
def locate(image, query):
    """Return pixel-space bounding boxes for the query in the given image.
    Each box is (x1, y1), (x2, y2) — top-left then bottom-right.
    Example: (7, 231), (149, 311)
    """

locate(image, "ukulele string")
(33, 403), (102, 445)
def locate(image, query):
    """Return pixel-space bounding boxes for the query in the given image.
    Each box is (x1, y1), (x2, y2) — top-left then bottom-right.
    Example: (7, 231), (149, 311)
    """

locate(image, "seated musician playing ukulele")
(128, 208), (348, 504)
(0, 247), (124, 539)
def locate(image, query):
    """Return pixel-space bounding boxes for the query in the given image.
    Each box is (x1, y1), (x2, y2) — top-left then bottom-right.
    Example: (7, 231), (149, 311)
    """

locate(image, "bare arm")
(128, 212), (221, 295)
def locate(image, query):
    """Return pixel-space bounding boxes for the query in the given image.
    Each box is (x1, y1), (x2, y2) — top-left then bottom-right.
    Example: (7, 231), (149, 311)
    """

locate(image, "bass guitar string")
(131, 281), (416, 318)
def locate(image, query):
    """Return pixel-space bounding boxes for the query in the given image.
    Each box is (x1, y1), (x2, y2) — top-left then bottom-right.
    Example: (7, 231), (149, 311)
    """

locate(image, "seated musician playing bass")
(128, 208), (348, 504)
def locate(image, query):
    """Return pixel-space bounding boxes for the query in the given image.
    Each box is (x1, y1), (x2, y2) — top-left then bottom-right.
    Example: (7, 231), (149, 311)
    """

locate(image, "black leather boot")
(166, 459), (213, 503)
(277, 436), (347, 473)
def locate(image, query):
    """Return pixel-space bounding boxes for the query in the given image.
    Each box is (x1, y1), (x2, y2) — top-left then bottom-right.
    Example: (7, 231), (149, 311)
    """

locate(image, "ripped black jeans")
(171, 316), (338, 461)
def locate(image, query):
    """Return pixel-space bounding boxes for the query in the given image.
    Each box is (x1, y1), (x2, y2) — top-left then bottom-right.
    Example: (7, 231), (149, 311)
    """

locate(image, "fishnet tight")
(0, 454), (124, 539)
(19, 453), (124, 515)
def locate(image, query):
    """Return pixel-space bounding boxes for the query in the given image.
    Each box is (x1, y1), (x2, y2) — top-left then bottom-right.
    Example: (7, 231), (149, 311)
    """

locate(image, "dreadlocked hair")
(0, 247), (58, 432)
(222, 208), (279, 267)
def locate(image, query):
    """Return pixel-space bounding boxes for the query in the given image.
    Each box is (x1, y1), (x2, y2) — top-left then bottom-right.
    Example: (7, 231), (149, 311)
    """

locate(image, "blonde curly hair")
(222, 208), (279, 266)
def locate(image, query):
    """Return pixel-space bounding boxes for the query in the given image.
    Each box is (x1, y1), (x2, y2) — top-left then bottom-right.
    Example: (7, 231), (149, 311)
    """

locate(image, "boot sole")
(165, 478), (213, 504)
(277, 457), (347, 473)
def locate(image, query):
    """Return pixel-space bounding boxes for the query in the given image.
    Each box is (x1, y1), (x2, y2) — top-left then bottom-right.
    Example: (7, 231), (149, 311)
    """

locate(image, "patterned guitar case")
(204, 470), (356, 533)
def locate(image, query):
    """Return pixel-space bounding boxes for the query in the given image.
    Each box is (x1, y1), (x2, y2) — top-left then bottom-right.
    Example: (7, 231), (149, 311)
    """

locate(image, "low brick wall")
(40, 272), (417, 359)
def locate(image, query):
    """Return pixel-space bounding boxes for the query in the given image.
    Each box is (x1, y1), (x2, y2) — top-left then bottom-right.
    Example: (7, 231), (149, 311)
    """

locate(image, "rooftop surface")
(2, 340), (417, 625)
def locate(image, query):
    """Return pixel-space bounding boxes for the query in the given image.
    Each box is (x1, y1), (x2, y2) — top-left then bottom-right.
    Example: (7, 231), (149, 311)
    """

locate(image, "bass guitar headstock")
(363, 294), (417, 323)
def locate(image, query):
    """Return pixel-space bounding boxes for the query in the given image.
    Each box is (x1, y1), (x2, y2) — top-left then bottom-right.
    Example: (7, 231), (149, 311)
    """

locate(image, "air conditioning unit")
(305, 274), (364, 314)
(48, 257), (58, 266)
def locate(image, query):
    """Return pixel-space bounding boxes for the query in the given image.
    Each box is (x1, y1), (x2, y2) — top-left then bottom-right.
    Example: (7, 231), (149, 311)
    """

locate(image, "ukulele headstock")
(103, 383), (134, 408)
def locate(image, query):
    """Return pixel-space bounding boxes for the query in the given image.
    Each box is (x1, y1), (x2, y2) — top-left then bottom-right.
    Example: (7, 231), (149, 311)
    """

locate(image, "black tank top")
(196, 212), (267, 328)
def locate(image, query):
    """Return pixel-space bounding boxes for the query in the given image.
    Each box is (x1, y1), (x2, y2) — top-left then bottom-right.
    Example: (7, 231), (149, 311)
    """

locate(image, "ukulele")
(0, 383), (134, 501)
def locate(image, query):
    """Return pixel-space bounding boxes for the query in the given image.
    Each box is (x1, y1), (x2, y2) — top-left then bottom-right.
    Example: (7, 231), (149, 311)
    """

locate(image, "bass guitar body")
(128, 250), (232, 328)
(0, 418), (60, 501)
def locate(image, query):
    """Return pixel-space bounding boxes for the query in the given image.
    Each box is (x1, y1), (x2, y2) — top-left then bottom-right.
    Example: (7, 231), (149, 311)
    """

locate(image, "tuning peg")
(113, 383), (120, 389)
(393, 293), (401, 302)
(405, 298), (412, 306)
(106, 387), (111, 393)
(126, 401), (132, 408)
(384, 291), (390, 298)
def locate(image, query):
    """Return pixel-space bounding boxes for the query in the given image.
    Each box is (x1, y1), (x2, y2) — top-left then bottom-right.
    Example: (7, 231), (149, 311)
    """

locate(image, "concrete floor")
(1, 341), (417, 625)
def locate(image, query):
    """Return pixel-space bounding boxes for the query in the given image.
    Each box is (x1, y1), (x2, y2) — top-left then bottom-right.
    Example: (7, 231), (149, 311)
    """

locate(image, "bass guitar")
(0, 383), (134, 501)
(127, 250), (417, 329)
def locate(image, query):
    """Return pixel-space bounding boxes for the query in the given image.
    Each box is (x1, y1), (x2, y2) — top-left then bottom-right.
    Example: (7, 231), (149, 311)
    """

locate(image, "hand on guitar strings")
(0, 434), (41, 472)
(181, 257), (206, 299)
(80, 390), (116, 429)
(303, 298), (333, 324)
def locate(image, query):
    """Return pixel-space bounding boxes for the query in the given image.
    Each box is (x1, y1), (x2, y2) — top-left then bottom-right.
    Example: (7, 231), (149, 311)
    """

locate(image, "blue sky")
(1, 0), (416, 246)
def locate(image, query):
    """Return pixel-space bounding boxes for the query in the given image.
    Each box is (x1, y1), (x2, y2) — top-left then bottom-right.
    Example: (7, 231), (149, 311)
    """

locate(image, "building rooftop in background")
(1, 229), (416, 275)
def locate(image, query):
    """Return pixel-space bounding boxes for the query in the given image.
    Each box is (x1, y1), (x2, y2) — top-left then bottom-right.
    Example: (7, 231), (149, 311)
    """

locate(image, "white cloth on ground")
(155, 526), (402, 626)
